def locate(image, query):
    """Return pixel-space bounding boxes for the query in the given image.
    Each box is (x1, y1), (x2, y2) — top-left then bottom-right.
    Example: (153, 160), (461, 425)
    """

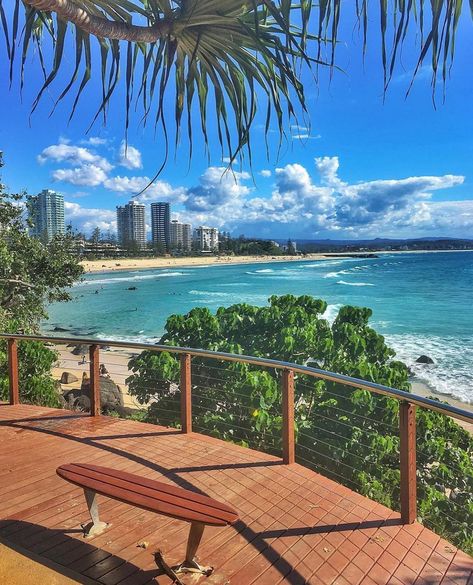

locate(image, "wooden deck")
(0, 404), (471, 585)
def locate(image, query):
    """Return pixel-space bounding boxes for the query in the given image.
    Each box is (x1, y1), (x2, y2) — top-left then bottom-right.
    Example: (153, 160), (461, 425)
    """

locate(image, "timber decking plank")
(0, 404), (471, 585)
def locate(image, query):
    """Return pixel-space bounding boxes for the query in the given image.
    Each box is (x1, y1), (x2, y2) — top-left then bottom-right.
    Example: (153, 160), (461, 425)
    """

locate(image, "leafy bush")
(0, 153), (83, 407)
(127, 294), (473, 554)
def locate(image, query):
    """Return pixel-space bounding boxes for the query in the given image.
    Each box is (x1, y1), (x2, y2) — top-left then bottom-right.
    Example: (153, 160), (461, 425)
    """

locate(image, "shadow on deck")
(0, 404), (471, 585)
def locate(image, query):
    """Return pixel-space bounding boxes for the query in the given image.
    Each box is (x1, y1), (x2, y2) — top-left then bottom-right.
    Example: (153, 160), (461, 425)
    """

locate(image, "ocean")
(45, 251), (473, 405)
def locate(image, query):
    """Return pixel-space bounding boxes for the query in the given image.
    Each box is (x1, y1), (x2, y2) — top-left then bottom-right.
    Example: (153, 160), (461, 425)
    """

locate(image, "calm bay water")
(45, 251), (473, 404)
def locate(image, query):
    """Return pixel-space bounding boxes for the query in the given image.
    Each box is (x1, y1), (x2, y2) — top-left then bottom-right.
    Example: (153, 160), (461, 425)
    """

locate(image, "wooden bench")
(56, 463), (239, 576)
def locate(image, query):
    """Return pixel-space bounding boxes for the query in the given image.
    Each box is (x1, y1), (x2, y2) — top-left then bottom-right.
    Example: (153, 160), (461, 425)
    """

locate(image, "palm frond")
(1, 1), (471, 176)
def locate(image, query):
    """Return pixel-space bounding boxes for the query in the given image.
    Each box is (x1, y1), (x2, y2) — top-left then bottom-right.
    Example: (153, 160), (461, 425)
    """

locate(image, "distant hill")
(271, 237), (473, 253)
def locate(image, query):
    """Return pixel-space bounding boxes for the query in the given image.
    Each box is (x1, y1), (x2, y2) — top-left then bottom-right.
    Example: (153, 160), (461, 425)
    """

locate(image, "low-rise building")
(194, 226), (219, 252)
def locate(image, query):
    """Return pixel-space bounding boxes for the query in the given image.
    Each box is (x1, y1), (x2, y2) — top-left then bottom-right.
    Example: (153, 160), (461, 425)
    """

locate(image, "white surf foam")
(189, 290), (232, 298)
(386, 333), (473, 405)
(324, 304), (342, 323)
(78, 272), (186, 286)
(336, 280), (375, 287)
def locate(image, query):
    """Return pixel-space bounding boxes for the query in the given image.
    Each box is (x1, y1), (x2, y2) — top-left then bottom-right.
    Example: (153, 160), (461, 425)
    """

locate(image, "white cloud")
(293, 134), (322, 140)
(64, 201), (116, 234)
(185, 167), (251, 213)
(104, 175), (187, 203)
(178, 156), (466, 239)
(118, 141), (142, 170)
(38, 143), (112, 172)
(81, 136), (108, 146)
(52, 165), (109, 187)
(39, 139), (469, 238)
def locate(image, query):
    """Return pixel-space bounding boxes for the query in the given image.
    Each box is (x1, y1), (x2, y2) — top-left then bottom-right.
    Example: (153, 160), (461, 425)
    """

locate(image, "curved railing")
(2, 332), (473, 531)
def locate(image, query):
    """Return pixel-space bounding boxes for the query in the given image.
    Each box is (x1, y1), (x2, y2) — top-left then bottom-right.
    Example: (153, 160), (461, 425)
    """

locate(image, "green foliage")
(127, 294), (473, 554)
(0, 340), (61, 407)
(0, 153), (84, 406)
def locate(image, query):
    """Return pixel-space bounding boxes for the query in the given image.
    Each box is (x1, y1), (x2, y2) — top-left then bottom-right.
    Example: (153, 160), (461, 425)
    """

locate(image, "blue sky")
(1, 5), (472, 240)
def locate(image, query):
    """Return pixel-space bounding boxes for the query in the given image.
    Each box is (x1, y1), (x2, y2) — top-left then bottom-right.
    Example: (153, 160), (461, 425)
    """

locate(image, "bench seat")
(57, 463), (238, 527)
(56, 462), (239, 577)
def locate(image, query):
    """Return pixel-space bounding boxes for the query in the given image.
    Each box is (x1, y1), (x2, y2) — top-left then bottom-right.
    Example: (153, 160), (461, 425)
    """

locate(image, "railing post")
(282, 368), (295, 464)
(7, 338), (19, 405)
(89, 344), (101, 416)
(400, 401), (417, 524)
(180, 353), (192, 433)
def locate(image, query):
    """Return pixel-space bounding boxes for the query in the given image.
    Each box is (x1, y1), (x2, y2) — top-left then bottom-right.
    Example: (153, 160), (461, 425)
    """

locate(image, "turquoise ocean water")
(45, 251), (473, 405)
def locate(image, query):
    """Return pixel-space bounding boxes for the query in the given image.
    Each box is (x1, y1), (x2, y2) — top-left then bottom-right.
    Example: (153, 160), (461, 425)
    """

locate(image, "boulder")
(80, 375), (124, 410)
(71, 344), (89, 356)
(60, 371), (79, 384)
(416, 355), (435, 364)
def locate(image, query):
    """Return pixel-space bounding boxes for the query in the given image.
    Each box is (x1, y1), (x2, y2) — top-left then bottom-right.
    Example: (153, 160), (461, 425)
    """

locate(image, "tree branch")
(0, 278), (38, 290)
(24, 0), (172, 42)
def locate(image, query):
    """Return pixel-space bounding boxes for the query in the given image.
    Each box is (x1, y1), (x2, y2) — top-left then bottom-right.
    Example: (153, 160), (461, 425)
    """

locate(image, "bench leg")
(185, 521), (205, 565)
(162, 522), (213, 577)
(82, 489), (109, 537)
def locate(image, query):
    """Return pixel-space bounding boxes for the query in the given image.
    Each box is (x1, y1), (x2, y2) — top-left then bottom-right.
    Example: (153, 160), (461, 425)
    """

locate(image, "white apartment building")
(194, 226), (219, 251)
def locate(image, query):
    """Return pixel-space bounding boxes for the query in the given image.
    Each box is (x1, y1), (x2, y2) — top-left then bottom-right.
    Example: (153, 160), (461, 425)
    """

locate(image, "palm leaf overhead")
(1, 1), (471, 172)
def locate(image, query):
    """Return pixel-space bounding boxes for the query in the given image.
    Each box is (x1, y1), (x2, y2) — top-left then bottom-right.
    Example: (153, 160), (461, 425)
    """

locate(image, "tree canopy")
(2, 1), (471, 172)
(127, 294), (473, 554)
(0, 153), (84, 405)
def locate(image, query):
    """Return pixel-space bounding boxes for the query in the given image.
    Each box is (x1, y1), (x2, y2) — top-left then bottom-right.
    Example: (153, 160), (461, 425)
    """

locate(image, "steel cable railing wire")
(2, 333), (473, 556)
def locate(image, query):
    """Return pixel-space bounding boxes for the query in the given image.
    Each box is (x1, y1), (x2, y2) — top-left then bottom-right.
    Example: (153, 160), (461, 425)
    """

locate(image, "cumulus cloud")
(64, 201), (116, 234)
(118, 141), (142, 169)
(178, 156), (466, 239)
(39, 142), (113, 187)
(52, 165), (109, 187)
(39, 138), (468, 238)
(38, 143), (112, 172)
(104, 175), (187, 203)
(185, 167), (251, 212)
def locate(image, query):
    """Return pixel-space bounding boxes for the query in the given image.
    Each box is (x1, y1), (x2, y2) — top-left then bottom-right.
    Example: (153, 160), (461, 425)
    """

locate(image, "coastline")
(81, 249), (473, 274)
(81, 253), (328, 273)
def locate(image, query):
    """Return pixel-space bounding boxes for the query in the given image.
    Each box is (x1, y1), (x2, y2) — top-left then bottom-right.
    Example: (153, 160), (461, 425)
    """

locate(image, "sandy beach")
(52, 344), (472, 434)
(81, 253), (328, 273)
(81, 249), (473, 274)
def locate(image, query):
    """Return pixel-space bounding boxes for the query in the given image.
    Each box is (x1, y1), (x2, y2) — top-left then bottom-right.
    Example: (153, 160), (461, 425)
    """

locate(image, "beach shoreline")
(81, 249), (473, 274)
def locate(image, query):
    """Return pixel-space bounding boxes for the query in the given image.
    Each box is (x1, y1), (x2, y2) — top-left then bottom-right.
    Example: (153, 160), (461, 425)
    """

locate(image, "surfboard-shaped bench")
(56, 463), (239, 575)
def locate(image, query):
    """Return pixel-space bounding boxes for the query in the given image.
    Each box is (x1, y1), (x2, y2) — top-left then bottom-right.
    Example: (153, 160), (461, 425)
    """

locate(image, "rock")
(53, 326), (70, 332)
(80, 375), (124, 410)
(71, 344), (89, 356)
(416, 355), (435, 364)
(128, 286), (137, 290)
(64, 375), (124, 414)
(60, 371), (79, 384)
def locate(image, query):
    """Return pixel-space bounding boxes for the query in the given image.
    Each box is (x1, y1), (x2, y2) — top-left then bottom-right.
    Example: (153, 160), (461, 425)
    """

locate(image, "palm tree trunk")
(24, 0), (172, 42)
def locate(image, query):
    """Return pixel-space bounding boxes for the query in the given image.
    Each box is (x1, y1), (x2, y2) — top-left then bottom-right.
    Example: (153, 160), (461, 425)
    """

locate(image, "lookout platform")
(0, 404), (471, 585)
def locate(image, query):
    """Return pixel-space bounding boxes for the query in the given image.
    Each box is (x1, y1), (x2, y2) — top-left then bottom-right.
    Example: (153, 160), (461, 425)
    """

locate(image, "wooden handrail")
(180, 353), (192, 433)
